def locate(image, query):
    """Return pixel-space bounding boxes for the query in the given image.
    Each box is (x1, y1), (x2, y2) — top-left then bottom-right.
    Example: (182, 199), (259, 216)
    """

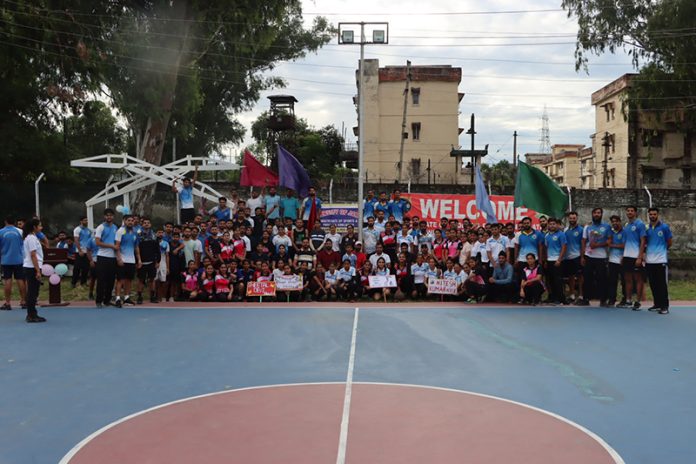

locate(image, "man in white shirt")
(362, 217), (380, 255)
(369, 243), (392, 268)
(486, 224), (511, 267)
(246, 189), (265, 217)
(324, 224), (342, 253)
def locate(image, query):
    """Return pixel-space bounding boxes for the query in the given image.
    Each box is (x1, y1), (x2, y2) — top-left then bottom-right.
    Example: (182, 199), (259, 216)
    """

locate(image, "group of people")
(0, 180), (674, 323)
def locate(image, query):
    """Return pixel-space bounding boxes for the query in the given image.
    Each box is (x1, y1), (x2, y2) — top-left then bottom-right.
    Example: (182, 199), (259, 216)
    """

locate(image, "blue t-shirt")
(302, 197), (322, 221)
(265, 195), (282, 220)
(363, 198), (378, 221)
(116, 226), (139, 264)
(280, 197), (300, 220)
(0, 226), (24, 265)
(178, 185), (194, 209)
(87, 237), (99, 262)
(212, 207), (231, 221)
(95, 222), (119, 258)
(375, 201), (390, 217)
(517, 230), (542, 262)
(564, 225), (584, 260)
(646, 222), (672, 264)
(544, 230), (568, 261)
(609, 228), (626, 264)
(623, 219), (647, 259)
(388, 198), (411, 223)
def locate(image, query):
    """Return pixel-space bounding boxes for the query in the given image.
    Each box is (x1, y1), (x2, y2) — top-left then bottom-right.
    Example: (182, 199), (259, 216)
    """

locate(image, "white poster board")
(427, 278), (458, 295)
(368, 275), (397, 288)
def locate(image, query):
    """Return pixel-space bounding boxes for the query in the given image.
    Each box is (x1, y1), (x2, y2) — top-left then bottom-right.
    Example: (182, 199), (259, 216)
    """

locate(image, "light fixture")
(341, 30), (354, 44)
(373, 30), (385, 43)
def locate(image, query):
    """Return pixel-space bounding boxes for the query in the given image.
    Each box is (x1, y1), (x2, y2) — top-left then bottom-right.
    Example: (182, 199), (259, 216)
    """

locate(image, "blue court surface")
(1, 305), (695, 464)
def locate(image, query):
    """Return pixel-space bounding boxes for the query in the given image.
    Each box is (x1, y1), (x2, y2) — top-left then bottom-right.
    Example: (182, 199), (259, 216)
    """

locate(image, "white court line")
(335, 307), (360, 464)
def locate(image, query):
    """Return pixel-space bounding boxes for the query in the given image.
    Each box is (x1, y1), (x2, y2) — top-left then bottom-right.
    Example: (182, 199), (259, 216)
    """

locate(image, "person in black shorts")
(136, 217), (160, 304)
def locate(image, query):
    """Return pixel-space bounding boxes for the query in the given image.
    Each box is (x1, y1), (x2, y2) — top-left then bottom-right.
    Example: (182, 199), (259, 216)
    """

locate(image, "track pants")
(646, 263), (669, 310)
(72, 254), (90, 286)
(23, 268), (40, 317)
(545, 261), (565, 303)
(583, 257), (608, 302)
(96, 257), (117, 305)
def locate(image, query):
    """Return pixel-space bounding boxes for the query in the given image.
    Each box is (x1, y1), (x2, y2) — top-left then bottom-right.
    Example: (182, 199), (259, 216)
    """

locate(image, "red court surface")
(62, 383), (622, 464)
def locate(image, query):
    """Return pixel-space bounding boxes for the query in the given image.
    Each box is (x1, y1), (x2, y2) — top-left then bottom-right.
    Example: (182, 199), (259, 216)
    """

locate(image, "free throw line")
(336, 307), (360, 464)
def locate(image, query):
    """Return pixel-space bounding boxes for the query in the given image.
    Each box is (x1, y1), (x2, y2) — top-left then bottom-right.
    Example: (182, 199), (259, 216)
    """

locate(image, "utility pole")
(427, 159), (431, 185)
(513, 130), (518, 167)
(450, 113), (488, 184)
(602, 131), (610, 188)
(397, 60), (412, 183)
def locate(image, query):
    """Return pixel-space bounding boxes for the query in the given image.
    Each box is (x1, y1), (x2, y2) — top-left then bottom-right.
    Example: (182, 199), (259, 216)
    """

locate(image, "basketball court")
(1, 303), (694, 463)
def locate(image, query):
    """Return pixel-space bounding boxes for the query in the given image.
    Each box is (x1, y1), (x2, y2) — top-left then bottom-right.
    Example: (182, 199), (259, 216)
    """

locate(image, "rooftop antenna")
(538, 105), (551, 154)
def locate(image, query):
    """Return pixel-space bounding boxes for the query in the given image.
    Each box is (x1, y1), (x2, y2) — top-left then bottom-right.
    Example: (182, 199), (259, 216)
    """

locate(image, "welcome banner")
(402, 193), (540, 228)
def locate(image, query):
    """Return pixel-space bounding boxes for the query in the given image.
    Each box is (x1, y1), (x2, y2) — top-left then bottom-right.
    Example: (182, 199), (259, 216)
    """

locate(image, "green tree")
(1, 1), (332, 212)
(562, 0), (696, 126)
(481, 160), (516, 193)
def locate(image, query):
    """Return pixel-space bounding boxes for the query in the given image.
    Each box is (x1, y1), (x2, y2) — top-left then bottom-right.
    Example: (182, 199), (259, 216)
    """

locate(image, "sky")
(232, 0), (638, 165)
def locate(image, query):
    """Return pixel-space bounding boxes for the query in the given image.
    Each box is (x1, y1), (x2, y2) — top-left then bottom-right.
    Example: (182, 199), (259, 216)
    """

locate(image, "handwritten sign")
(246, 281), (276, 297)
(368, 275), (397, 288)
(275, 274), (303, 291)
(427, 278), (458, 295)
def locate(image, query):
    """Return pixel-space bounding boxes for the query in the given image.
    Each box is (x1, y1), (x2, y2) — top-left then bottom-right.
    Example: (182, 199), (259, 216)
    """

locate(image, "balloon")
(49, 274), (61, 285)
(55, 263), (69, 276)
(116, 205), (124, 213)
(121, 206), (131, 215)
(41, 264), (55, 276)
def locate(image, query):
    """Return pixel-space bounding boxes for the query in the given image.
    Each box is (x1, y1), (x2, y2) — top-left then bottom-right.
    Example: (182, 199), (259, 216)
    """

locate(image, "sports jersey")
(115, 226), (139, 264)
(388, 198), (411, 223)
(137, 228), (159, 264)
(411, 263), (428, 284)
(471, 241), (489, 263)
(516, 230), (542, 262)
(302, 197), (322, 221)
(443, 269), (458, 280)
(88, 238), (99, 263)
(337, 267), (356, 282)
(177, 185), (194, 209)
(425, 266), (441, 281)
(583, 222), (610, 259)
(375, 201), (390, 217)
(183, 272), (198, 291)
(564, 225), (584, 260)
(211, 207), (231, 221)
(623, 219), (647, 259)
(363, 198), (378, 221)
(325, 270), (339, 285)
(609, 229), (625, 264)
(544, 230), (568, 262)
(444, 239), (463, 259)
(396, 233), (415, 248)
(417, 232), (434, 251)
(646, 221), (672, 264)
(0, 225), (24, 265)
(342, 252), (357, 268)
(95, 222), (118, 258)
(214, 275), (230, 293)
(265, 195), (281, 219)
(280, 196), (300, 220)
(73, 225), (93, 252)
(486, 235), (510, 263)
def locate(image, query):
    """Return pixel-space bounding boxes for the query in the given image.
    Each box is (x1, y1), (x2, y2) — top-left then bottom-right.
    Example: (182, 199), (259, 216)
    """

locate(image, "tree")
(1, 1), (333, 212)
(562, 0), (696, 126)
(480, 160), (516, 193)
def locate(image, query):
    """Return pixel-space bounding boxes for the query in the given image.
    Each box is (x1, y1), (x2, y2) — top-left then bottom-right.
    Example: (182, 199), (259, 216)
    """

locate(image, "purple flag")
(277, 145), (311, 198)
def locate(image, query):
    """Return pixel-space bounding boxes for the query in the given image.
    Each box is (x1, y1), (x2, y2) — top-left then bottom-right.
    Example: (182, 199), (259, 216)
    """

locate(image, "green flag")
(514, 161), (569, 218)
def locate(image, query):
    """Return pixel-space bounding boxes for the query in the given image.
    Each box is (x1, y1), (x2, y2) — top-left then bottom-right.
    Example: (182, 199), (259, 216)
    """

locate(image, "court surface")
(1, 303), (695, 464)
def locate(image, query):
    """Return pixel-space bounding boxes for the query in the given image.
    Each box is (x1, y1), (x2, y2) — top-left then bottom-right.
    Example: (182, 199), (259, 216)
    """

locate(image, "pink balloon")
(41, 264), (55, 276)
(49, 274), (61, 285)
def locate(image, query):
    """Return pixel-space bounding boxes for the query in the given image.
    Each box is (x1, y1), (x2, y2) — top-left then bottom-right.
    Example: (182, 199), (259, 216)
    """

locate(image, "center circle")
(61, 383), (623, 464)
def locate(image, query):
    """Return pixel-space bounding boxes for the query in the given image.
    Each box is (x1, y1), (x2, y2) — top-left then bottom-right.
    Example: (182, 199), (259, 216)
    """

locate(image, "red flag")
(240, 149), (279, 187)
(307, 197), (317, 232)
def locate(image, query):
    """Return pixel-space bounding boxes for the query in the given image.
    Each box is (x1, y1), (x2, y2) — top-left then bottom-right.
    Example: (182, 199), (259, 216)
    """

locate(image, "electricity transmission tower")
(538, 105), (551, 154)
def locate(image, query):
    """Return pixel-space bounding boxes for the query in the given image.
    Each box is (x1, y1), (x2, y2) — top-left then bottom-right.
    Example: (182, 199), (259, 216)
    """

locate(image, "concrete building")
(590, 74), (695, 189)
(353, 59), (466, 184)
(524, 144), (587, 188)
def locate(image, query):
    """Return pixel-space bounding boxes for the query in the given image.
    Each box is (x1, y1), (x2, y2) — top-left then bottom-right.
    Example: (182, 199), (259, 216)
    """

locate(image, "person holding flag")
(301, 186), (322, 231)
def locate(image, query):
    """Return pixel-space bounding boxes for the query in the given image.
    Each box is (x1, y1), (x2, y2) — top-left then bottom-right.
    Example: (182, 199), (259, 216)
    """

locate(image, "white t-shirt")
(471, 241), (489, 263)
(369, 252), (391, 268)
(23, 234), (43, 268)
(242, 236), (252, 252)
(486, 235), (510, 263)
(272, 234), (293, 253)
(411, 263), (428, 284)
(247, 195), (264, 216)
(459, 242), (473, 266)
(176, 184), (195, 209)
(325, 233), (342, 252)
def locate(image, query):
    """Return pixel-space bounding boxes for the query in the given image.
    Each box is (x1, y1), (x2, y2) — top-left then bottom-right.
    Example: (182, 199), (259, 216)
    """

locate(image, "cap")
(355, 241), (362, 245)
(538, 214), (549, 220)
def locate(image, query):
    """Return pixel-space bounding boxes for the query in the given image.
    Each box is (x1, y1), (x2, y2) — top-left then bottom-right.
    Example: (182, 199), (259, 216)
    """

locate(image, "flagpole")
(357, 22), (366, 242)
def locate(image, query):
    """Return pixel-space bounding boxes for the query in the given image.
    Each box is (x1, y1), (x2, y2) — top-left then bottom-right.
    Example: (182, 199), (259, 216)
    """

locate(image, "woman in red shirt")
(181, 260), (199, 301)
(219, 232), (234, 264)
(198, 264), (216, 302)
(214, 262), (233, 302)
(393, 252), (412, 300)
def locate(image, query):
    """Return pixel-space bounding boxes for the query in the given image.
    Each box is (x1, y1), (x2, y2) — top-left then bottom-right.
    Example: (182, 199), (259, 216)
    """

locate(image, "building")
(590, 74), (695, 189)
(524, 144), (587, 188)
(353, 60), (466, 184)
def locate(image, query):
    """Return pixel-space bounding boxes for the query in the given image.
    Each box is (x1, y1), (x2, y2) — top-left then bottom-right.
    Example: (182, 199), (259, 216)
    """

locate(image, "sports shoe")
(616, 301), (631, 308)
(136, 294), (144, 305)
(26, 315), (47, 323)
(658, 308), (669, 315)
(575, 299), (590, 306)
(632, 301), (641, 311)
(647, 305), (660, 312)
(96, 303), (103, 309)
(0, 303), (11, 311)
(150, 295), (159, 303)
(114, 297), (123, 308)
(123, 297), (135, 306)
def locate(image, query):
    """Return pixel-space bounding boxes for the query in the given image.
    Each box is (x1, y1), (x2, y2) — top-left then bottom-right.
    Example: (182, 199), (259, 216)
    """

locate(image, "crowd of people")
(0, 178), (674, 323)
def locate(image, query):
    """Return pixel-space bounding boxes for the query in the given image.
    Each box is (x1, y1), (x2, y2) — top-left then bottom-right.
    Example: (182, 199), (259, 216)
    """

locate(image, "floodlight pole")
(358, 22), (366, 241)
(34, 172), (45, 218)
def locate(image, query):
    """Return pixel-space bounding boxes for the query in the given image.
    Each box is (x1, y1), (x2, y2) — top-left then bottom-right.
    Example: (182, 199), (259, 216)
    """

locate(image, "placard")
(427, 278), (458, 295)
(368, 275), (397, 288)
(246, 281), (276, 297)
(275, 274), (304, 291)
(321, 204), (359, 233)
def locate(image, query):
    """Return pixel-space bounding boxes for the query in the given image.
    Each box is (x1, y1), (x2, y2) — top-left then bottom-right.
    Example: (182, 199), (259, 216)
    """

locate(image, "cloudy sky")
(234, 0), (637, 165)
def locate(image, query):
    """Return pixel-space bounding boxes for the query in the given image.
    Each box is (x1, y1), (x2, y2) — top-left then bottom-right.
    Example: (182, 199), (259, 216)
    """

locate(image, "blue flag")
(475, 165), (497, 223)
(277, 145), (312, 198)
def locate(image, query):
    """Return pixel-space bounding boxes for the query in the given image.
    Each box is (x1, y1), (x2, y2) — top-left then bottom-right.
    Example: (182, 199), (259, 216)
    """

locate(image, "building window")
(643, 168), (662, 185)
(610, 134), (615, 153)
(642, 130), (664, 147)
(411, 88), (420, 105)
(683, 168), (692, 187)
(603, 102), (615, 122)
(411, 122), (421, 141)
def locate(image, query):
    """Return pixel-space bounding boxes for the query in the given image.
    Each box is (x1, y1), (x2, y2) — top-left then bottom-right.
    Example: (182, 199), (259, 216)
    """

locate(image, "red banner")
(246, 281), (277, 297)
(402, 193), (540, 228)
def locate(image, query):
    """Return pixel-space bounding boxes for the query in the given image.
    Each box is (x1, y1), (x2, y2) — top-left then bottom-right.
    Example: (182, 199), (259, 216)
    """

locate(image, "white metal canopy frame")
(71, 154), (239, 228)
